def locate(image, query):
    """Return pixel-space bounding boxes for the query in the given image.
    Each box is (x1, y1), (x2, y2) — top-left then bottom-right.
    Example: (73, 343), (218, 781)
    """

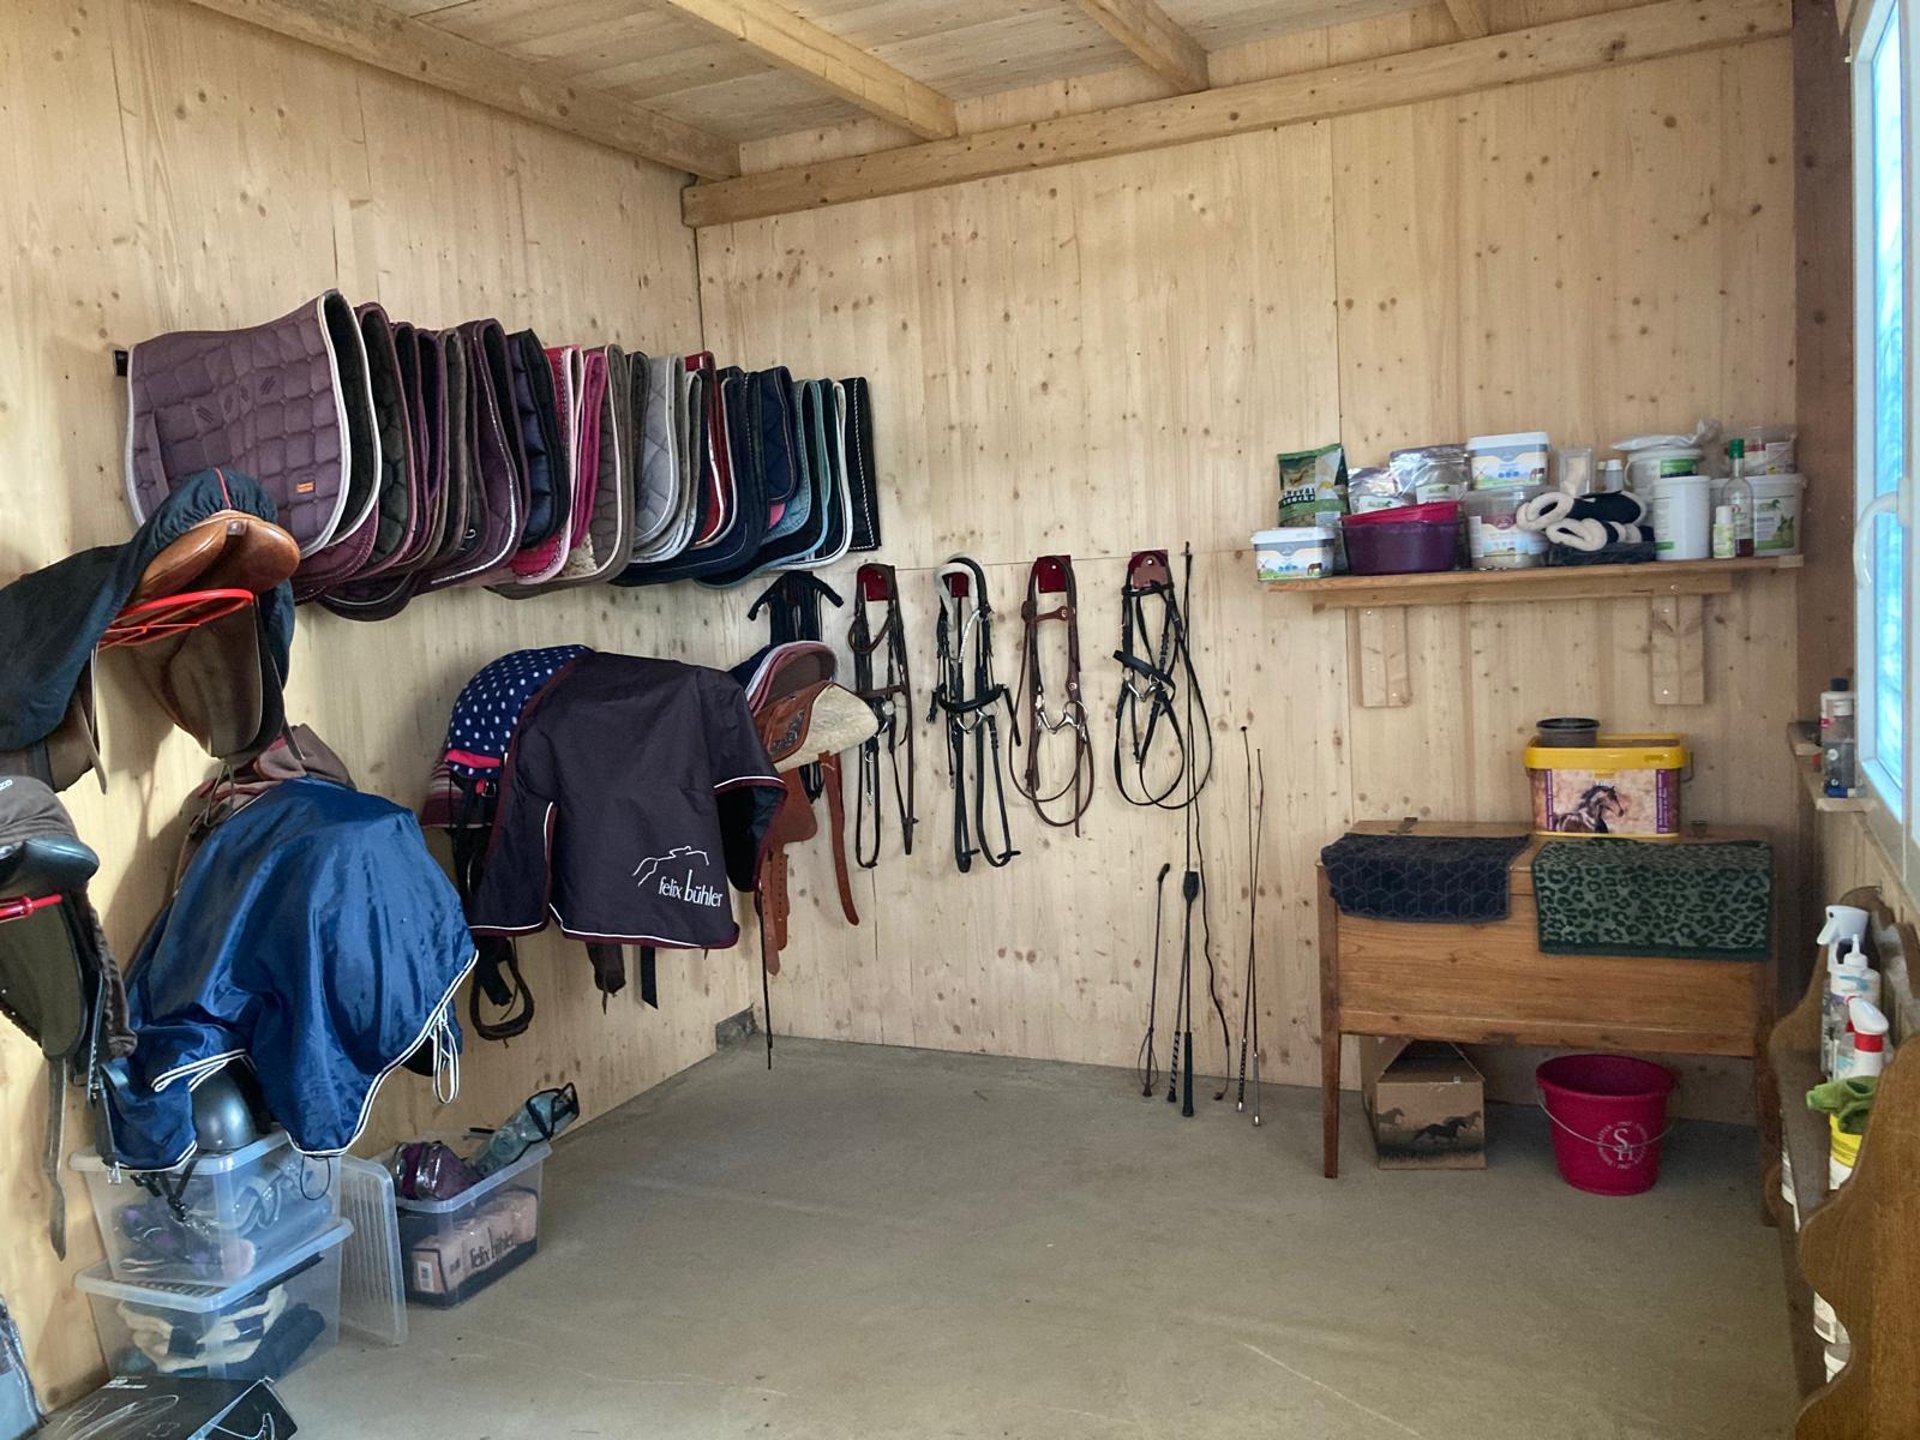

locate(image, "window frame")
(1851, 0), (1920, 887)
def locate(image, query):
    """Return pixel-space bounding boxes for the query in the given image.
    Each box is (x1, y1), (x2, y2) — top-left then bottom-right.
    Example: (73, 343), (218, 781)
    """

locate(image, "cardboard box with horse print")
(1360, 1039), (1486, 1169)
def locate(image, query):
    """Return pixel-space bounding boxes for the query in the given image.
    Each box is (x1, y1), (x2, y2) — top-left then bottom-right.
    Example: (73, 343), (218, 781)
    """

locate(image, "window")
(1853, 0), (1920, 877)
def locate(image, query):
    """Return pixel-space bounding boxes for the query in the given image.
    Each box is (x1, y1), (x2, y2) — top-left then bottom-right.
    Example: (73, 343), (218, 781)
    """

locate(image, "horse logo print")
(632, 846), (724, 908)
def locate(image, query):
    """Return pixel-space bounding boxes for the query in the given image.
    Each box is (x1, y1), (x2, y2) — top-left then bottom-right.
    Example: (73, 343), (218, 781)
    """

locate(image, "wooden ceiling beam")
(683, 0), (1788, 227)
(653, 0), (958, 139)
(1071, 0), (1210, 92)
(175, 0), (740, 178)
(1443, 0), (1491, 40)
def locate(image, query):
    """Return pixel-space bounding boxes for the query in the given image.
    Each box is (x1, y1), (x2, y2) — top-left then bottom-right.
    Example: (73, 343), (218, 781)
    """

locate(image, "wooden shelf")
(1265, 554), (1802, 610)
(1798, 764), (1872, 813)
(1775, 1043), (1833, 1229)
(1788, 721), (1821, 759)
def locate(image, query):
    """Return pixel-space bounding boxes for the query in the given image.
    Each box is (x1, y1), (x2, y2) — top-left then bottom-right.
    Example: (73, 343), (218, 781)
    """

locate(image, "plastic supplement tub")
(1649, 474), (1711, 561)
(1750, 473), (1805, 555)
(1524, 733), (1688, 837)
(1462, 485), (1546, 570)
(1623, 445), (1704, 495)
(394, 1142), (548, 1308)
(76, 1219), (351, 1382)
(1467, 432), (1549, 489)
(72, 1132), (341, 1287)
(1251, 526), (1336, 580)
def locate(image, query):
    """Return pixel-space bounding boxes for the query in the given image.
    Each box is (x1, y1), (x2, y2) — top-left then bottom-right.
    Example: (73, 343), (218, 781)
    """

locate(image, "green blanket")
(1531, 838), (1771, 959)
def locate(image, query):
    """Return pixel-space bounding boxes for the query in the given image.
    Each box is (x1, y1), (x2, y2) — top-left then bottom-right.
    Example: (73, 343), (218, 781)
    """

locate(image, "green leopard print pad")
(1532, 838), (1771, 960)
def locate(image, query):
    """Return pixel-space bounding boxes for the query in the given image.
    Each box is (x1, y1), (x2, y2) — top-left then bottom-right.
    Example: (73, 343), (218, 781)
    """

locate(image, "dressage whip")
(1138, 862), (1172, 1097)
(1237, 729), (1266, 1125)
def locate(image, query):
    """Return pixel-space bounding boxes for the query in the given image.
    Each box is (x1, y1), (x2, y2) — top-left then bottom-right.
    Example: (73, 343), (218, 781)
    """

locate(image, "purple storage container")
(1340, 513), (1461, 575)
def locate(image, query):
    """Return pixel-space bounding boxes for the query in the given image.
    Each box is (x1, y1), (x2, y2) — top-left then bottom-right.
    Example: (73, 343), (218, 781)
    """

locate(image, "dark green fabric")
(1531, 838), (1771, 959)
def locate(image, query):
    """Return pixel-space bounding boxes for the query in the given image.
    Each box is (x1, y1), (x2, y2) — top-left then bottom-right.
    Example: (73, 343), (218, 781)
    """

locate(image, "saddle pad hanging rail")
(1112, 545), (1212, 810)
(1013, 554), (1094, 833)
(849, 563), (916, 868)
(927, 556), (1019, 873)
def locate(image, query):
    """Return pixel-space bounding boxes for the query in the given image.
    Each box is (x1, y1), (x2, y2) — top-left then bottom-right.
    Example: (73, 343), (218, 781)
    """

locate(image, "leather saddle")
(116, 507), (301, 764)
(745, 643), (878, 975)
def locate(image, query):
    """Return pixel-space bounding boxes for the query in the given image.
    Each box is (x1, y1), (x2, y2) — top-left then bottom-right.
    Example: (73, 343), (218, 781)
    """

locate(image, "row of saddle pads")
(121, 290), (881, 619)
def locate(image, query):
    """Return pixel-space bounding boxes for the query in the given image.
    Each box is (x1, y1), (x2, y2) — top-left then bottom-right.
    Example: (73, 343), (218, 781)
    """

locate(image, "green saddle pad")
(1531, 838), (1771, 960)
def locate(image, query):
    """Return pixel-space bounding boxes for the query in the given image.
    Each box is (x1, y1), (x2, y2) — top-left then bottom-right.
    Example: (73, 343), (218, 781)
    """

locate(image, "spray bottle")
(1823, 937), (1881, 1079)
(1840, 997), (1891, 1080)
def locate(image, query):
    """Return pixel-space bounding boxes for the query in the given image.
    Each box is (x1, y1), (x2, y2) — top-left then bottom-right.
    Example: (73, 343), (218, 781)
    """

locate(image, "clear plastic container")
(72, 1132), (341, 1287)
(394, 1142), (548, 1308)
(339, 1158), (408, 1347)
(75, 1219), (351, 1383)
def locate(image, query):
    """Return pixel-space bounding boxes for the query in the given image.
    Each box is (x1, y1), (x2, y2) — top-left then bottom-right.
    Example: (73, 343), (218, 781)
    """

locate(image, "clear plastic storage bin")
(394, 1142), (548, 1308)
(75, 1219), (351, 1383)
(72, 1132), (340, 1287)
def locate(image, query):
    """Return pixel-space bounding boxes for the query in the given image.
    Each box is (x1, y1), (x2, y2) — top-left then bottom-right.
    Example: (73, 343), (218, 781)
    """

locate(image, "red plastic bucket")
(1536, 1054), (1676, 1196)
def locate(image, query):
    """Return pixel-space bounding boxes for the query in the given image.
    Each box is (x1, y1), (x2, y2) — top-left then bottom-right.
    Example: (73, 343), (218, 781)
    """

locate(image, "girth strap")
(1014, 554), (1094, 833)
(849, 563), (916, 868)
(927, 556), (1020, 872)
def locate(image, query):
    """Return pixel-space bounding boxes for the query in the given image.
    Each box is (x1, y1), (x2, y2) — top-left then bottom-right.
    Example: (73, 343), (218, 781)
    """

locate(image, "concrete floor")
(282, 1039), (1797, 1439)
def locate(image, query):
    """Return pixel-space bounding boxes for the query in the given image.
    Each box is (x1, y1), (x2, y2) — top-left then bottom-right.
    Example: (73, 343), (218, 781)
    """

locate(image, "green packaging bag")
(1277, 444), (1349, 528)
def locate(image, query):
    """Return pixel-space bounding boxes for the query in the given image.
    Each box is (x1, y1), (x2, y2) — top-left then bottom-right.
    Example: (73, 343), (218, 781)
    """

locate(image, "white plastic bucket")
(1252, 526), (1335, 581)
(1750, 473), (1805, 554)
(1467, 431), (1549, 489)
(1650, 474), (1711, 561)
(1625, 445), (1704, 495)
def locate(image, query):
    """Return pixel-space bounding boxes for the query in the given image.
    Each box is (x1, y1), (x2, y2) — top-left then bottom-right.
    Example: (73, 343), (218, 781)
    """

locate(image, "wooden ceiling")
(301, 0), (1440, 147)
(179, 0), (1790, 223)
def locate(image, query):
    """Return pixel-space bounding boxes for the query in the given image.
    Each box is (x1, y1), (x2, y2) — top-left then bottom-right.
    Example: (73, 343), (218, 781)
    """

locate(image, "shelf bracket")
(1648, 594), (1705, 706)
(1349, 606), (1411, 708)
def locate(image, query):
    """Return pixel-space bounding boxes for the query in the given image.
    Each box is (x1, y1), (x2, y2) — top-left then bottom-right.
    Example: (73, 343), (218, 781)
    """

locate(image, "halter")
(927, 556), (1020, 872)
(849, 563), (916, 867)
(1113, 547), (1213, 809)
(1013, 555), (1094, 833)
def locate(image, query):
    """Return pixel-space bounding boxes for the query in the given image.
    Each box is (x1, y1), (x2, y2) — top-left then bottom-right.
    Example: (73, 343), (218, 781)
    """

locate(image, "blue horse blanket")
(103, 778), (474, 1170)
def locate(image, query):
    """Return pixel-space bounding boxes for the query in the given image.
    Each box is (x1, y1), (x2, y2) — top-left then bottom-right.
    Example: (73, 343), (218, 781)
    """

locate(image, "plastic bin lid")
(392, 1141), (551, 1215)
(1342, 501), (1461, 527)
(339, 1158), (408, 1347)
(1467, 431), (1550, 450)
(71, 1129), (292, 1178)
(75, 1219), (353, 1312)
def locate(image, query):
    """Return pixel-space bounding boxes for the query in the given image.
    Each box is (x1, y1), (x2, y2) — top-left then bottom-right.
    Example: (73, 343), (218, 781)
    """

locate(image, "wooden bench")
(1316, 820), (1778, 1179)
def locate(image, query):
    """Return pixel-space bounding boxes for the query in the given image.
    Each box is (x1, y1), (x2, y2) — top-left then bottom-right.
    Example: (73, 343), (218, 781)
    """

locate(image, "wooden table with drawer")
(1317, 821), (1777, 1179)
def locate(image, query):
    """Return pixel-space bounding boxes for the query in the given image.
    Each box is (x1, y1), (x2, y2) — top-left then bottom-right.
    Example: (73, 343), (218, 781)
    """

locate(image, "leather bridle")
(849, 562), (916, 868)
(928, 556), (1020, 872)
(1013, 554), (1094, 833)
(1113, 547), (1212, 810)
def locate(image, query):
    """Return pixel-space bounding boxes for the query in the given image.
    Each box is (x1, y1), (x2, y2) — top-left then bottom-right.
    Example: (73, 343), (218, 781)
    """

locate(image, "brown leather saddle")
(111, 510), (302, 765)
(746, 643), (878, 977)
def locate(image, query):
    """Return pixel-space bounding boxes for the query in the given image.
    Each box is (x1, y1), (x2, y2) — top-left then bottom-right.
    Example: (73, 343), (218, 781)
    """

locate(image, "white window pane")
(1865, 11), (1907, 813)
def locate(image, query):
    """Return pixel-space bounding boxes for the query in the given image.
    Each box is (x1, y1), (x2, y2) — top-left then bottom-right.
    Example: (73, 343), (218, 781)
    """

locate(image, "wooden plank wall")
(0, 0), (738, 1403)
(698, 25), (1804, 1115)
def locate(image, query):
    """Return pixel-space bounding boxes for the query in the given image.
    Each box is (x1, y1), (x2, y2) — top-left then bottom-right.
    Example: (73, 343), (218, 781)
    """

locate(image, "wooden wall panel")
(701, 39), (1801, 1119)
(0, 0), (722, 1404)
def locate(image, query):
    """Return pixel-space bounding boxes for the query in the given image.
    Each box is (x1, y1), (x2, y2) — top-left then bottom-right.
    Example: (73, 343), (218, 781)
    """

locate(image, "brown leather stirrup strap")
(822, 754), (858, 925)
(1014, 554), (1095, 833)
